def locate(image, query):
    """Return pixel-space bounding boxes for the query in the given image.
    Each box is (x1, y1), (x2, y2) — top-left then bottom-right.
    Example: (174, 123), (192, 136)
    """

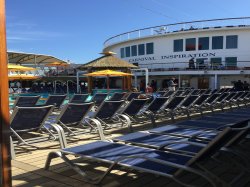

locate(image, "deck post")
(0, 0), (12, 186)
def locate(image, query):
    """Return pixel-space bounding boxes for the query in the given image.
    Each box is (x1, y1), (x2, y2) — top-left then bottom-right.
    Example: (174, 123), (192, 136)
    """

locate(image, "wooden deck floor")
(12, 114), (250, 187)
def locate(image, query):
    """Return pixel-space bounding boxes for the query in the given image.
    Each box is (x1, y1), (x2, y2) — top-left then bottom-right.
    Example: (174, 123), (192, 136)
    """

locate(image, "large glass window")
(226, 35), (238, 49)
(196, 58), (206, 69)
(131, 45), (137, 56)
(120, 48), (125, 58)
(210, 57), (222, 69)
(225, 57), (237, 68)
(138, 44), (145, 55)
(212, 36), (223, 49)
(186, 38), (196, 51)
(146, 43), (154, 54)
(125, 46), (130, 57)
(174, 39), (183, 52)
(198, 37), (209, 50)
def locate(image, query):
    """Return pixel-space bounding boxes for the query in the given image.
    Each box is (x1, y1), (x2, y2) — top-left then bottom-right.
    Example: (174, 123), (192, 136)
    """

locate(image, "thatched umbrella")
(78, 52), (137, 93)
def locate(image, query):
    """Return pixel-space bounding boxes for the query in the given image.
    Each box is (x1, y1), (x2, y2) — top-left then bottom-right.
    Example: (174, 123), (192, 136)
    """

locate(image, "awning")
(7, 51), (68, 65)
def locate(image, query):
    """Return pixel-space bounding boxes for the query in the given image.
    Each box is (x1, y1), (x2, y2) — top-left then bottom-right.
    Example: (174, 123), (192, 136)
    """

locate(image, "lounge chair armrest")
(116, 114), (132, 132)
(83, 117), (106, 140)
(44, 123), (68, 148)
(157, 140), (206, 150)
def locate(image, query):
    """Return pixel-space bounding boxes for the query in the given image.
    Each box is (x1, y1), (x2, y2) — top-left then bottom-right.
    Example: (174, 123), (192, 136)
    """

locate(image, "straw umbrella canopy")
(78, 52), (137, 93)
(85, 69), (132, 90)
(78, 52), (137, 70)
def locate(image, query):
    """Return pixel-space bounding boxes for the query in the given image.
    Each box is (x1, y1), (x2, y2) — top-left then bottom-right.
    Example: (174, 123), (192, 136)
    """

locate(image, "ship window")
(212, 36), (223, 49)
(186, 38), (196, 51)
(120, 48), (125, 58)
(198, 37), (209, 50)
(138, 44), (145, 55)
(146, 43), (154, 54)
(125, 46), (130, 57)
(226, 35), (238, 49)
(131, 45), (137, 56)
(211, 58), (222, 69)
(225, 57), (237, 67)
(196, 58), (206, 69)
(173, 39), (183, 52)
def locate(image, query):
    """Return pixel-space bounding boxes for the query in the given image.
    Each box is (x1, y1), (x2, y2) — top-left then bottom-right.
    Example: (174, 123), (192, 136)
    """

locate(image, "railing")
(136, 60), (250, 72)
(103, 17), (250, 48)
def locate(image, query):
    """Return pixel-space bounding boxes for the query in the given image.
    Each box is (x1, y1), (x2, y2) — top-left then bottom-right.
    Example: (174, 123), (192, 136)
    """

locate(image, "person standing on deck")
(168, 78), (177, 91)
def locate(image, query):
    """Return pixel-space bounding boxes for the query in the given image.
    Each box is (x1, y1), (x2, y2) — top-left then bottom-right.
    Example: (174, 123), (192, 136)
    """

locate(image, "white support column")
(214, 74), (218, 89)
(178, 74), (181, 88)
(134, 74), (137, 89)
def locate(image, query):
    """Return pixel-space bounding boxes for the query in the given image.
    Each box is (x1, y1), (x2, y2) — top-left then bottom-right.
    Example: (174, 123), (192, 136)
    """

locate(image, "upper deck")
(103, 17), (250, 49)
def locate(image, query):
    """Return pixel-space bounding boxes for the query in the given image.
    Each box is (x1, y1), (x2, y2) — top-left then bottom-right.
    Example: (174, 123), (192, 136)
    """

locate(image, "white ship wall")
(105, 27), (250, 69)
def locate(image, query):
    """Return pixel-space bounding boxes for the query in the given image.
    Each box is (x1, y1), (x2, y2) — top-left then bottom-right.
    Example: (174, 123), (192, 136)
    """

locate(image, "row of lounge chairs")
(10, 88), (250, 154)
(45, 105), (250, 186)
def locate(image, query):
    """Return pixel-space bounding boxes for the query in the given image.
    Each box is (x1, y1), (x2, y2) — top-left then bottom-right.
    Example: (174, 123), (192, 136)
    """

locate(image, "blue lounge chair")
(45, 127), (236, 186)
(44, 95), (67, 109)
(90, 93), (108, 107)
(69, 94), (89, 103)
(109, 92), (126, 101)
(85, 100), (131, 132)
(47, 102), (104, 140)
(10, 105), (67, 153)
(12, 95), (40, 108)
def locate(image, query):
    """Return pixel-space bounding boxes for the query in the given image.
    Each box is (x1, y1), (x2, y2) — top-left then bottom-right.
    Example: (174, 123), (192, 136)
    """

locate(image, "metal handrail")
(103, 17), (250, 48)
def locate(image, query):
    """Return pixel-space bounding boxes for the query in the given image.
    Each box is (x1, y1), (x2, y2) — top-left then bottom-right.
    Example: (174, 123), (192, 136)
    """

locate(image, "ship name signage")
(128, 52), (216, 62)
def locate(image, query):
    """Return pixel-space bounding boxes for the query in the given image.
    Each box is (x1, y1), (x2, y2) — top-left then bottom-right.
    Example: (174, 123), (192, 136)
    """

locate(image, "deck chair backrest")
(174, 90), (184, 96)
(91, 93), (108, 106)
(190, 89), (200, 95)
(155, 91), (167, 97)
(109, 92), (126, 101)
(164, 90), (174, 97)
(225, 123), (250, 147)
(193, 94), (210, 105)
(181, 89), (191, 96)
(211, 89), (218, 94)
(147, 97), (169, 112)
(95, 100), (124, 119)
(233, 91), (245, 100)
(122, 99), (148, 116)
(59, 102), (94, 125)
(186, 127), (234, 166)
(165, 96), (185, 110)
(13, 96), (40, 107)
(10, 105), (54, 132)
(126, 92), (141, 101)
(45, 95), (67, 108)
(181, 95), (199, 108)
(199, 89), (207, 94)
(224, 92), (236, 101)
(242, 91), (250, 99)
(216, 92), (229, 102)
(205, 93), (220, 104)
(69, 94), (89, 103)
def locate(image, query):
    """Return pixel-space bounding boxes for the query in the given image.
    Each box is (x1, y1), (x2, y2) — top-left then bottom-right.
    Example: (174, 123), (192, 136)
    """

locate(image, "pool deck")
(12, 113), (250, 187)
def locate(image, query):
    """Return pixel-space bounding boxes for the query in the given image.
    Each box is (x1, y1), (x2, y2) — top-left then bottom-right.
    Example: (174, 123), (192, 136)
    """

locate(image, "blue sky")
(6, 0), (250, 64)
